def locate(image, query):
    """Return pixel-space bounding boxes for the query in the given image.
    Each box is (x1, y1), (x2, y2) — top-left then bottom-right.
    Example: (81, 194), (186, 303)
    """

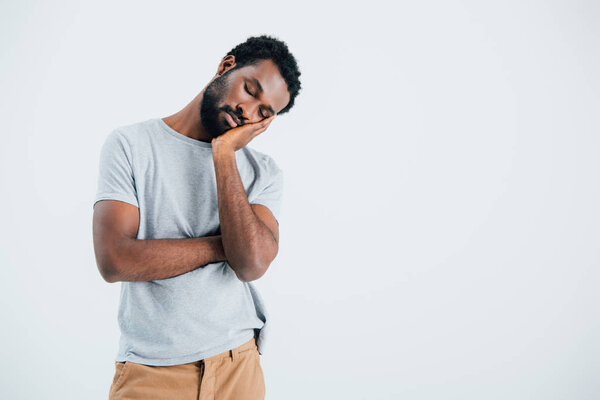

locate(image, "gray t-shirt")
(94, 118), (283, 366)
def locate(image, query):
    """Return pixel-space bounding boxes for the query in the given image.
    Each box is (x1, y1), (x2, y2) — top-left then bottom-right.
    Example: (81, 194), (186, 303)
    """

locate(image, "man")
(92, 35), (301, 400)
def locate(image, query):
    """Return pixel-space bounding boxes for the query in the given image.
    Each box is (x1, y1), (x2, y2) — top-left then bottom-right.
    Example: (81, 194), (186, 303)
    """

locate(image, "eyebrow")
(252, 78), (275, 115)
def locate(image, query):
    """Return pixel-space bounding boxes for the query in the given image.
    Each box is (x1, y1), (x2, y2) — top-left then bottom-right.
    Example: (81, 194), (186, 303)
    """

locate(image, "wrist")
(212, 141), (235, 158)
(212, 145), (235, 160)
(207, 235), (227, 262)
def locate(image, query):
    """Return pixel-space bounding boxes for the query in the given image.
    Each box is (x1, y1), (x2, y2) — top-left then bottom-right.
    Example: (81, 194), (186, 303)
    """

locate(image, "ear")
(217, 55), (236, 76)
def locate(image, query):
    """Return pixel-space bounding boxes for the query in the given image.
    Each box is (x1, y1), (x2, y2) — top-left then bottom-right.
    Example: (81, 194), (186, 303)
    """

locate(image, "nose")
(237, 102), (260, 124)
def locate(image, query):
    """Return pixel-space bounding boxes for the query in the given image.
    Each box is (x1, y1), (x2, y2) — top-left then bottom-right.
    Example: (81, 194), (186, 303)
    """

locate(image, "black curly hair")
(224, 35), (301, 115)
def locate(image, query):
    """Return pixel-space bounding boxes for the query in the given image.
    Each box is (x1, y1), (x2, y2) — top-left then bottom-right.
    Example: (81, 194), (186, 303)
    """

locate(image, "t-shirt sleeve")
(251, 157), (283, 223)
(94, 130), (139, 208)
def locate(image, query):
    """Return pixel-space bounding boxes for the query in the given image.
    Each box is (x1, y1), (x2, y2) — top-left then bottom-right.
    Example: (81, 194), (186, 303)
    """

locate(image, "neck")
(162, 90), (213, 143)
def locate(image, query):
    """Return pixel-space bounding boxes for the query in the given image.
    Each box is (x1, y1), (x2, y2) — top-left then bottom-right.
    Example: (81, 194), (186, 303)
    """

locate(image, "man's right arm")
(92, 199), (226, 283)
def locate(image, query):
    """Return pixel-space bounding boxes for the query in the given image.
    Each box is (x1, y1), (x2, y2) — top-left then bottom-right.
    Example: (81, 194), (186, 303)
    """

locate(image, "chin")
(201, 120), (226, 139)
(217, 120), (232, 135)
(215, 124), (229, 137)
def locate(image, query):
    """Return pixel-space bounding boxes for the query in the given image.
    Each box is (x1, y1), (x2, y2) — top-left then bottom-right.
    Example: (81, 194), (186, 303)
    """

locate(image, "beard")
(199, 70), (240, 139)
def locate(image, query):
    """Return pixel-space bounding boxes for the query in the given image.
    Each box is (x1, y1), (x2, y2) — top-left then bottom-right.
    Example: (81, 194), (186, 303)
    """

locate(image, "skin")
(162, 55), (289, 143)
(93, 56), (290, 283)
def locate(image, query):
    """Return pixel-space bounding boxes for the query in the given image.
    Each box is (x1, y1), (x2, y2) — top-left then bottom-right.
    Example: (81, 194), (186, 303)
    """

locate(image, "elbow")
(94, 249), (122, 283)
(103, 273), (118, 284)
(98, 261), (120, 283)
(236, 268), (267, 282)
(94, 237), (136, 283)
(228, 239), (278, 282)
(233, 259), (271, 282)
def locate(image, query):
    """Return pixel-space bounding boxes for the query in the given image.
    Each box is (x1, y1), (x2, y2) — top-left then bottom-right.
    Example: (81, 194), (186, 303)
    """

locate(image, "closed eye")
(244, 83), (255, 97)
(245, 82), (268, 118)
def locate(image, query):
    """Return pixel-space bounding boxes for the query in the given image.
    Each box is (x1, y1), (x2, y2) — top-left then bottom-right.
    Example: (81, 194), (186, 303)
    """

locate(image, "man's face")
(200, 59), (291, 138)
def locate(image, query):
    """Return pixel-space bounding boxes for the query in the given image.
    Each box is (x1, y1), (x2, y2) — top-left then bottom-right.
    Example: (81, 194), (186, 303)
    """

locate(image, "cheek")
(231, 85), (246, 103)
(220, 87), (240, 107)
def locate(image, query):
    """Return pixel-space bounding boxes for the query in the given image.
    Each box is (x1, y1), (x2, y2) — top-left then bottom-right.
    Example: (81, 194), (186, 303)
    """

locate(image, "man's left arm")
(212, 139), (279, 282)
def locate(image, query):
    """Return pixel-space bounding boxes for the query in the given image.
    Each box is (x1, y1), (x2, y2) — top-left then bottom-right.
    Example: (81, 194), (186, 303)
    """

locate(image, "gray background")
(1, 0), (599, 399)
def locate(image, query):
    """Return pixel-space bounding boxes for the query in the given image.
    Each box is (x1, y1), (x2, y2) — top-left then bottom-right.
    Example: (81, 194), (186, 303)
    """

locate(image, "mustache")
(220, 105), (245, 126)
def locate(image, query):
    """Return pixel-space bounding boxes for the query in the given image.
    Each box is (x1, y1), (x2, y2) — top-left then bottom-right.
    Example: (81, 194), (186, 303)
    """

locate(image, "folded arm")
(92, 200), (226, 283)
(212, 145), (279, 282)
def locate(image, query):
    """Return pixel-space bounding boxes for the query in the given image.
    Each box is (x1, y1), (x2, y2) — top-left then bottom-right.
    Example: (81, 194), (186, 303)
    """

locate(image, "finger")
(249, 117), (273, 133)
(252, 126), (268, 138)
(260, 115), (275, 128)
(260, 116), (276, 131)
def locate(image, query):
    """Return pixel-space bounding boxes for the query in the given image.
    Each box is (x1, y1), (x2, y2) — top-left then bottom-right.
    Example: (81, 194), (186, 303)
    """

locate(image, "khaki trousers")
(108, 338), (265, 400)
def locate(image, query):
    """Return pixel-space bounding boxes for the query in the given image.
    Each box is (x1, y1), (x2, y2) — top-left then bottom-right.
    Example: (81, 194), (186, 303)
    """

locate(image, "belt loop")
(230, 349), (235, 363)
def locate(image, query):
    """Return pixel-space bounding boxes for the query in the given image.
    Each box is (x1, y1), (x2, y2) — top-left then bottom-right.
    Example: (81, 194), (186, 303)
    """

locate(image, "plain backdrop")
(1, 0), (599, 399)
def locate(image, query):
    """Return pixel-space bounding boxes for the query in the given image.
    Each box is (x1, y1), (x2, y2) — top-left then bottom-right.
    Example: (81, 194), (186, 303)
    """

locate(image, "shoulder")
(107, 118), (157, 147)
(241, 146), (282, 175)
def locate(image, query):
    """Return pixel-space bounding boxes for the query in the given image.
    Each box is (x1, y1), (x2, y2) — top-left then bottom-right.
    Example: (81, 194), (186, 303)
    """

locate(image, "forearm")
(108, 235), (226, 283)
(212, 147), (277, 281)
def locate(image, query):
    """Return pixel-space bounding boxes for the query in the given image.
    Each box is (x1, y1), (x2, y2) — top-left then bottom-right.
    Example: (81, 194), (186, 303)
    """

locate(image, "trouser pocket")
(109, 362), (129, 398)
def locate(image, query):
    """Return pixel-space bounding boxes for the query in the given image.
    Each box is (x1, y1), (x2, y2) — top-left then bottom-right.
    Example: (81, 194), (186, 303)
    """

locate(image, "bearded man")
(92, 35), (301, 400)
